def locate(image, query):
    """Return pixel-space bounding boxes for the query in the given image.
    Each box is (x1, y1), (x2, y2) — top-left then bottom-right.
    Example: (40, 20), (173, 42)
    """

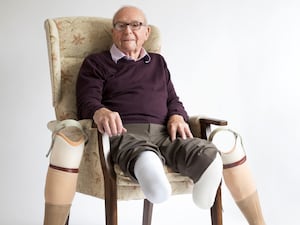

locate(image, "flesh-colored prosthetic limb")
(209, 128), (266, 225)
(43, 120), (87, 225)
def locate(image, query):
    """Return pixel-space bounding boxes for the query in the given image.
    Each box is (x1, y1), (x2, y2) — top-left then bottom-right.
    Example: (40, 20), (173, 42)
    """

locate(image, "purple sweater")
(76, 51), (188, 125)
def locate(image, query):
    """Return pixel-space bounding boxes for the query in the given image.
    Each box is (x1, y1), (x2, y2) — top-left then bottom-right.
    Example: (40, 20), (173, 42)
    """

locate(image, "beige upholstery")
(44, 16), (193, 201)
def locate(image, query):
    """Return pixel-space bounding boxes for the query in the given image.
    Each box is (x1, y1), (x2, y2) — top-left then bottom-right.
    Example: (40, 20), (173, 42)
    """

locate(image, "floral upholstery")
(44, 17), (194, 200)
(45, 17), (161, 120)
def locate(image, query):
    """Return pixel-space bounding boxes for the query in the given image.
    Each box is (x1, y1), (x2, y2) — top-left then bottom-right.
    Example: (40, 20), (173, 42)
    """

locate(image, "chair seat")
(115, 164), (193, 186)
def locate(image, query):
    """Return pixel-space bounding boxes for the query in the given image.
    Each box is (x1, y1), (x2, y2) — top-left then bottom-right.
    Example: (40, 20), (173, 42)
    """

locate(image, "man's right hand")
(93, 108), (127, 137)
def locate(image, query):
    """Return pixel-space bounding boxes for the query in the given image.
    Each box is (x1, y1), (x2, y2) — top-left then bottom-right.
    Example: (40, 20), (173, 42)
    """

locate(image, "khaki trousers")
(110, 123), (218, 183)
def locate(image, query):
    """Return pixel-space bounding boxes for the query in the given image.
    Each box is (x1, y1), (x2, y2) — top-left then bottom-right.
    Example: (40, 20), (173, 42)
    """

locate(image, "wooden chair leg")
(210, 185), (223, 225)
(104, 177), (118, 225)
(142, 199), (153, 225)
(65, 214), (69, 225)
(97, 130), (118, 225)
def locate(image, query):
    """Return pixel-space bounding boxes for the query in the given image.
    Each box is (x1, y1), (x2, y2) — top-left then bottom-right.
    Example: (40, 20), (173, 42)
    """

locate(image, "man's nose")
(124, 25), (133, 33)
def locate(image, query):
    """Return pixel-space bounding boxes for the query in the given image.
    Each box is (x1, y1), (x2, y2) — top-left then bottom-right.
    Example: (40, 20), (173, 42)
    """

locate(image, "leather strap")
(50, 164), (79, 173)
(223, 156), (247, 169)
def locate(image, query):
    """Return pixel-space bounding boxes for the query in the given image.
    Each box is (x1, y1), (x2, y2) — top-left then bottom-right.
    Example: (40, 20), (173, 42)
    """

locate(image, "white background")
(1, 0), (300, 224)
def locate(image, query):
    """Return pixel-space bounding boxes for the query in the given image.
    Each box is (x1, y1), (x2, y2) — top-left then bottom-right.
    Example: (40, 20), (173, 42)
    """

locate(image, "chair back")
(44, 17), (161, 120)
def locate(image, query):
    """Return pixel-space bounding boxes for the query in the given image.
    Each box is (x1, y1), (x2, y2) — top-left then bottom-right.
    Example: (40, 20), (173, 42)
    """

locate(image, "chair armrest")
(92, 122), (116, 179)
(189, 116), (228, 139)
(199, 117), (228, 126)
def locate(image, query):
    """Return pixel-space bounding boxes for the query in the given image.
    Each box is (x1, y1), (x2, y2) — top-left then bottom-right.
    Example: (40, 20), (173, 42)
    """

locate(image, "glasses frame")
(113, 21), (146, 31)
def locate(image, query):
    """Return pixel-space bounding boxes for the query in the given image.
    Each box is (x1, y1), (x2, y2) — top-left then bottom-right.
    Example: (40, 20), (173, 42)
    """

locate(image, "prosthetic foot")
(209, 128), (266, 225)
(43, 119), (87, 225)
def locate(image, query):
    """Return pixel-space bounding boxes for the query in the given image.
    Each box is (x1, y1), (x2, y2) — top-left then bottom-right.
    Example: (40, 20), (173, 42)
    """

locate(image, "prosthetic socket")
(208, 128), (256, 201)
(44, 119), (87, 205)
(46, 119), (86, 171)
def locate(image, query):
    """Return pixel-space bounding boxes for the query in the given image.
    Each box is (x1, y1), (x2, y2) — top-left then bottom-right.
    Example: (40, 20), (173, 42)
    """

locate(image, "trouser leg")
(110, 124), (171, 204)
(43, 120), (86, 225)
(110, 124), (221, 208)
(159, 136), (222, 209)
(160, 137), (218, 182)
(209, 128), (266, 225)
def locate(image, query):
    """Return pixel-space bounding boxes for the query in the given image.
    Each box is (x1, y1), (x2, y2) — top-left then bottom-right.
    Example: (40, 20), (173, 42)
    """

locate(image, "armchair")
(44, 16), (227, 225)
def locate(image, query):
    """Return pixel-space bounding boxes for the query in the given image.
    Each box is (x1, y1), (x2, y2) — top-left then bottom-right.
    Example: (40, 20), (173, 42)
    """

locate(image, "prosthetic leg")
(43, 120), (87, 225)
(209, 128), (266, 225)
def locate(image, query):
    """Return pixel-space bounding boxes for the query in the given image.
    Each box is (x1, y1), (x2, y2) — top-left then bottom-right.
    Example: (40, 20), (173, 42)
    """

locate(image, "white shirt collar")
(110, 44), (151, 63)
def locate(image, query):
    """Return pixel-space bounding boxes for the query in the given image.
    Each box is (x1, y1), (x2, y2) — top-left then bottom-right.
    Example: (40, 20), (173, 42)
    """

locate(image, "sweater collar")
(110, 44), (151, 63)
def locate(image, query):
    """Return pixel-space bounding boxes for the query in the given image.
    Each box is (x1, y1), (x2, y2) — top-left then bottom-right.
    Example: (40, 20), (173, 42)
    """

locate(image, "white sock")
(134, 151), (172, 204)
(192, 154), (223, 209)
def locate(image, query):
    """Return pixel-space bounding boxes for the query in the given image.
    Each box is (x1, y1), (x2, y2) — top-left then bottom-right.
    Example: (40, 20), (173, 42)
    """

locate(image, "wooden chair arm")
(199, 117), (227, 139)
(189, 116), (228, 139)
(199, 117), (228, 126)
(92, 122), (116, 180)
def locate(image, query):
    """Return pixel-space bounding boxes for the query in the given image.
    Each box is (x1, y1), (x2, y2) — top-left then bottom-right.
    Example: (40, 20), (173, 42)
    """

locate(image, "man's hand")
(167, 115), (193, 141)
(93, 108), (127, 137)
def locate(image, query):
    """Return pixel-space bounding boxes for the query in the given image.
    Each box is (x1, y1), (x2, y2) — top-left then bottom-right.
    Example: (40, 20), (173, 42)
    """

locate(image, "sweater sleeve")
(76, 55), (105, 119)
(163, 61), (189, 122)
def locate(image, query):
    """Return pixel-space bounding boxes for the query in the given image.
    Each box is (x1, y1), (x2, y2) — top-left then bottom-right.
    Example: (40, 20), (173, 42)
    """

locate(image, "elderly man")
(77, 5), (223, 207)
(43, 5), (266, 225)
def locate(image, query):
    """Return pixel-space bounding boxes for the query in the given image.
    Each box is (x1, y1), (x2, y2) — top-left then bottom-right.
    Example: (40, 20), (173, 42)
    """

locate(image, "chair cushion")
(114, 164), (193, 186)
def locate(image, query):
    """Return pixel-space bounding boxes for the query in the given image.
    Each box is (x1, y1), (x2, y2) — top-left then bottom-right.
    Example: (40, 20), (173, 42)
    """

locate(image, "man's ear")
(145, 25), (151, 40)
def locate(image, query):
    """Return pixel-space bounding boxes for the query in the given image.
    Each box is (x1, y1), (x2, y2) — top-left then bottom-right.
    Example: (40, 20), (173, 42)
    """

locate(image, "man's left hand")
(167, 115), (193, 141)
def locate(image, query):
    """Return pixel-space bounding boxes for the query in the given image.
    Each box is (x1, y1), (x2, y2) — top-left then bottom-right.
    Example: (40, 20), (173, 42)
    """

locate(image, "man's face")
(112, 7), (151, 57)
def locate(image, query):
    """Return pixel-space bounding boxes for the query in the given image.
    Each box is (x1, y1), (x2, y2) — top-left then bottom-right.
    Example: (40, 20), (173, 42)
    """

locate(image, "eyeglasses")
(113, 21), (146, 31)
